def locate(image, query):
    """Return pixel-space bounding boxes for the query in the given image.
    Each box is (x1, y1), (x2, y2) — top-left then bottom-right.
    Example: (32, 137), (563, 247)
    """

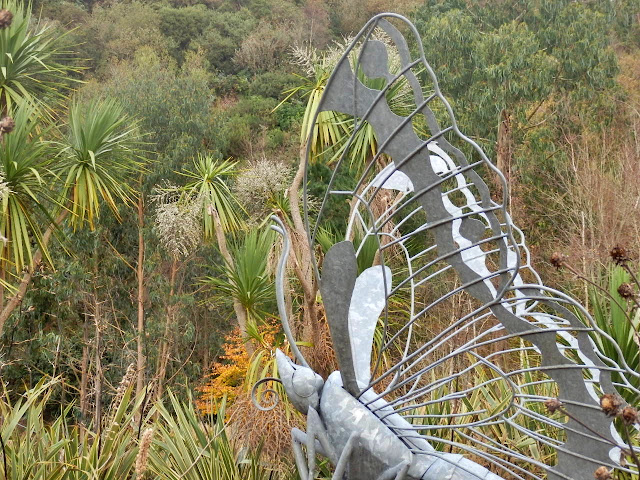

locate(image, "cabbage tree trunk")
(136, 193), (146, 397)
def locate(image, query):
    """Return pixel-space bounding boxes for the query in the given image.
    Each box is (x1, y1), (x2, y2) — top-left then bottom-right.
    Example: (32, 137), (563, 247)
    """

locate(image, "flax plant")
(0, 379), (67, 480)
(149, 391), (282, 480)
(0, 377), (297, 480)
(589, 266), (640, 403)
(61, 382), (144, 480)
(0, 377), (145, 480)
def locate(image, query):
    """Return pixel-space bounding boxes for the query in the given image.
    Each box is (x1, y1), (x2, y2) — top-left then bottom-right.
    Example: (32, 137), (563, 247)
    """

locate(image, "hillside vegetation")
(0, 0), (638, 477)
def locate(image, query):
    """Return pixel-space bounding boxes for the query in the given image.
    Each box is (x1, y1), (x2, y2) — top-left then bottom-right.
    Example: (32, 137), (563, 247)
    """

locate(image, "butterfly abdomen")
(322, 373), (506, 480)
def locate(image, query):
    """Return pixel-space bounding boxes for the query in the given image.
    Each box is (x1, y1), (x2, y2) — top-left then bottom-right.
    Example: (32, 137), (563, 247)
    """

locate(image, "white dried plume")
(135, 427), (154, 479)
(152, 186), (202, 259)
(0, 172), (9, 201)
(0, 172), (10, 245)
(234, 156), (292, 217)
(113, 362), (136, 407)
(290, 37), (352, 76)
(290, 30), (402, 78)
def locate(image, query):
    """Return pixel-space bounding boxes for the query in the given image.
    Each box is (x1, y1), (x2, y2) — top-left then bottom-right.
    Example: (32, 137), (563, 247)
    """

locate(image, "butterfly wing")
(349, 264), (393, 389)
(321, 242), (392, 394)
(306, 13), (640, 480)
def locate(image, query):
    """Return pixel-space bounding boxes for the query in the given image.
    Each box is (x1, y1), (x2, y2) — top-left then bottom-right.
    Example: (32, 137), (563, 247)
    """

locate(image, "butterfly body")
(276, 350), (504, 480)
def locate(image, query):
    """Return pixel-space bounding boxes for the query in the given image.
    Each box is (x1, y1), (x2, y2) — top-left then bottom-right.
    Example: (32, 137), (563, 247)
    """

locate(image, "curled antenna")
(251, 377), (282, 411)
(270, 215), (310, 368)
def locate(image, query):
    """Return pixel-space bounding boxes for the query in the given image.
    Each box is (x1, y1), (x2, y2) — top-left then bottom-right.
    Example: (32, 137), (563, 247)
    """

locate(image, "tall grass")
(0, 378), (141, 480)
(0, 379), (293, 480)
(149, 391), (285, 480)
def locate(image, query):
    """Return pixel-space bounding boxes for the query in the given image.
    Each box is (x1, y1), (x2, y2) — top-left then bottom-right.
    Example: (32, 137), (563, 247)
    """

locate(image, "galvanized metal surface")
(256, 13), (640, 480)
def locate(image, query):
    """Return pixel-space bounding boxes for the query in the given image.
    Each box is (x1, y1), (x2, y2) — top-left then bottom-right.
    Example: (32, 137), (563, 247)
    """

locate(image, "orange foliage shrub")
(196, 322), (303, 466)
(196, 328), (249, 414)
(196, 323), (280, 414)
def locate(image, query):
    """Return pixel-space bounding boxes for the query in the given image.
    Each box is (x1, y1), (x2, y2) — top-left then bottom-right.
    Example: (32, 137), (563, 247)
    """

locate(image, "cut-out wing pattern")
(307, 13), (640, 480)
(349, 265), (392, 389)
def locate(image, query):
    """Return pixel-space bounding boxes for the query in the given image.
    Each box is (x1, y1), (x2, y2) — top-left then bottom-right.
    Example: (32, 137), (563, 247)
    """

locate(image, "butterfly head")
(276, 349), (324, 414)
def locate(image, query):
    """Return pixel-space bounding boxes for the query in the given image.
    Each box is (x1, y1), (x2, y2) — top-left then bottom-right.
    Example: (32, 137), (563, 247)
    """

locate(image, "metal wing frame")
(303, 13), (640, 480)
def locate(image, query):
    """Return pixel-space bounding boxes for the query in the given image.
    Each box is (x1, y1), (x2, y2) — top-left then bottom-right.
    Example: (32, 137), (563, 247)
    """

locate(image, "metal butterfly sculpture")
(253, 13), (640, 480)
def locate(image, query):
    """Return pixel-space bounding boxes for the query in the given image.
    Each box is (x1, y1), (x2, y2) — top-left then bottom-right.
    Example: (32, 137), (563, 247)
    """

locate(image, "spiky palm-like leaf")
(150, 391), (282, 480)
(58, 98), (145, 230)
(282, 41), (413, 172)
(203, 228), (274, 322)
(0, 0), (78, 113)
(0, 377), (144, 479)
(0, 104), (55, 273)
(0, 378), (68, 480)
(590, 266), (640, 403)
(181, 154), (243, 237)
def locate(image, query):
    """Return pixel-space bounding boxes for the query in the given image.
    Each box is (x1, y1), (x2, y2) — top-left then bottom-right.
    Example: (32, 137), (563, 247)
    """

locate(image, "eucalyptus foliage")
(414, 0), (619, 154)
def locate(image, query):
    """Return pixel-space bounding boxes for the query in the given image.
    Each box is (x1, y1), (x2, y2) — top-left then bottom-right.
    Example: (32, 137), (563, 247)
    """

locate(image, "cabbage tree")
(0, 99), (145, 334)
(0, 0), (78, 114)
(0, 0), (145, 334)
(179, 155), (249, 334)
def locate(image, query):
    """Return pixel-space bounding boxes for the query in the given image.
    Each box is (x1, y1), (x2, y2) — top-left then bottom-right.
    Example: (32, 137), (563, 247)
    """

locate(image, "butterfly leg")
(291, 428), (318, 480)
(292, 407), (337, 480)
(331, 431), (359, 479)
(332, 434), (409, 480)
(375, 461), (411, 480)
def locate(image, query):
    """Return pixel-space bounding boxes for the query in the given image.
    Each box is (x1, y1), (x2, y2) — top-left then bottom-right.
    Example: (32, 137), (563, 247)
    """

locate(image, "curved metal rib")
(270, 215), (309, 369)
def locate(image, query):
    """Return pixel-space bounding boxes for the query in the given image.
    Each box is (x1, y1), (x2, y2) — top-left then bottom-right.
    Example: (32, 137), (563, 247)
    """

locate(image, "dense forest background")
(0, 0), (639, 457)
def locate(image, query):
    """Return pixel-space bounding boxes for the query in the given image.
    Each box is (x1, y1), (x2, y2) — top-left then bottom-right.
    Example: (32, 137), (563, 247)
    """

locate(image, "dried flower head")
(291, 30), (402, 80)
(0, 9), (13, 29)
(544, 398), (563, 414)
(594, 466), (612, 480)
(108, 363), (136, 423)
(289, 44), (320, 77)
(610, 245), (630, 265)
(234, 157), (292, 218)
(618, 282), (635, 300)
(0, 173), (11, 245)
(152, 187), (202, 259)
(550, 252), (566, 269)
(600, 394), (623, 416)
(0, 116), (15, 134)
(115, 363), (136, 402)
(135, 427), (154, 478)
(290, 37), (359, 78)
(620, 405), (639, 425)
(0, 173), (10, 202)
